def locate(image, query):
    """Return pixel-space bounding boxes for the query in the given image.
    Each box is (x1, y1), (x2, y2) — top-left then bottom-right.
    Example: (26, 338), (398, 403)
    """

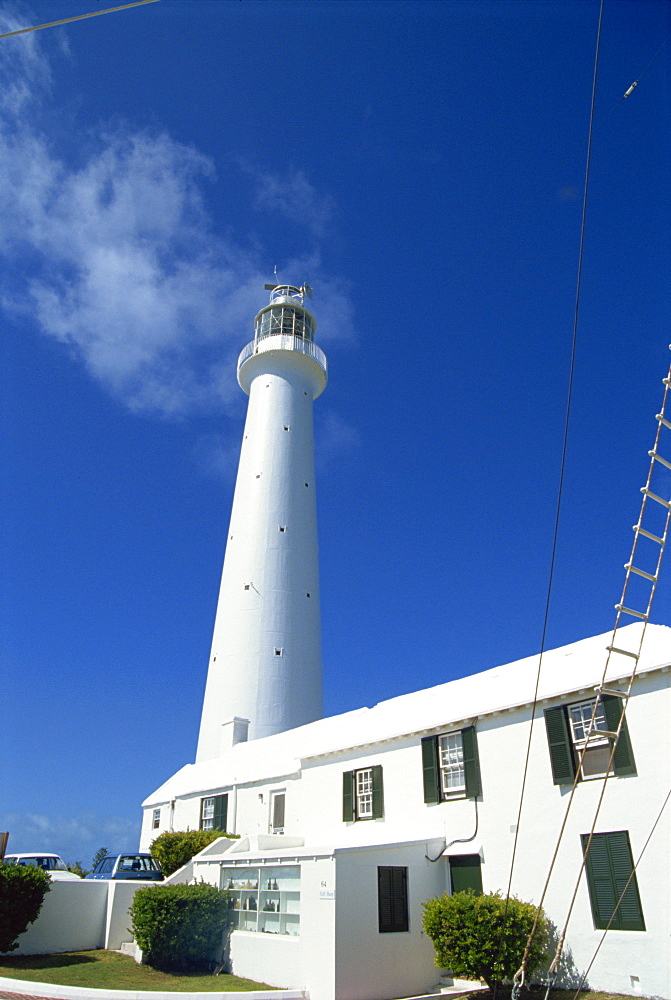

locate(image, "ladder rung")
(615, 604), (649, 620)
(585, 730), (619, 741)
(664, 378), (671, 386)
(625, 562), (658, 582)
(649, 450), (671, 471)
(656, 413), (671, 430)
(598, 687), (628, 698)
(640, 487), (671, 510)
(634, 525), (665, 545)
(607, 645), (640, 659)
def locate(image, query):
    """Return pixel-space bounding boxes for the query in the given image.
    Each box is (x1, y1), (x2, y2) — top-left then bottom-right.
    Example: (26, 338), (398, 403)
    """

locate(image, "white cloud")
(0, 8), (53, 115)
(316, 408), (361, 467)
(0, 20), (355, 419)
(193, 432), (243, 482)
(246, 163), (334, 240)
(1, 811), (140, 867)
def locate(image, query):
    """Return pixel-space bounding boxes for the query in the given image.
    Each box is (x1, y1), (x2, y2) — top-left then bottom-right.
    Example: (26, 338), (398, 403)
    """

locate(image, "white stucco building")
(142, 621), (671, 1000)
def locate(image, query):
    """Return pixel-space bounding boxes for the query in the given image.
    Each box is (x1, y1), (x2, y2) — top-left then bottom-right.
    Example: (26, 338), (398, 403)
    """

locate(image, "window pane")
(271, 792), (285, 833)
(439, 733), (465, 792)
(356, 769), (373, 818)
(569, 699), (612, 779)
(202, 796), (215, 830)
(569, 699), (607, 744)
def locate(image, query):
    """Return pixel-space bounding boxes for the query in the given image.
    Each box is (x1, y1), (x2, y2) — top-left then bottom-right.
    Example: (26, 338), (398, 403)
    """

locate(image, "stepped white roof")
(143, 622), (670, 806)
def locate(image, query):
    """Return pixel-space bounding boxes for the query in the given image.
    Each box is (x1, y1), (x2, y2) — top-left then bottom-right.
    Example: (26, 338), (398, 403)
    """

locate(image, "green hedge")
(150, 829), (237, 878)
(129, 881), (229, 972)
(0, 862), (51, 953)
(422, 890), (549, 990)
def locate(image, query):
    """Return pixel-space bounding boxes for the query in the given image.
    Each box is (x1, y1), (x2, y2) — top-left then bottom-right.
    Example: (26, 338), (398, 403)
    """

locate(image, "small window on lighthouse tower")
(279, 525), (286, 533)
(274, 647), (284, 656)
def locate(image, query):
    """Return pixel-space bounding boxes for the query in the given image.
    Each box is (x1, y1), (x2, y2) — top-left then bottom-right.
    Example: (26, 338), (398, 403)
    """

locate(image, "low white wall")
(6, 880), (108, 956)
(105, 881), (148, 951)
(3, 879), (156, 956)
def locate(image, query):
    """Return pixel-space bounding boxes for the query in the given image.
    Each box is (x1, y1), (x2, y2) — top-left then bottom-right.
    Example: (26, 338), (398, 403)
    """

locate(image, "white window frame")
(438, 732), (466, 796)
(356, 768), (373, 819)
(269, 790), (286, 834)
(201, 796), (215, 830)
(568, 698), (612, 780)
(152, 808), (161, 830)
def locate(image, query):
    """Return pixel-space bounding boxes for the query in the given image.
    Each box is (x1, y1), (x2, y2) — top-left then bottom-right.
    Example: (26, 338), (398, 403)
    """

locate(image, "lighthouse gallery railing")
(238, 335), (327, 377)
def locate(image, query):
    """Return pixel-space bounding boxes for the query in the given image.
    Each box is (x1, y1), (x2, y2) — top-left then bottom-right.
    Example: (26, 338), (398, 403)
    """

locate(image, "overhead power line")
(0, 0), (160, 42)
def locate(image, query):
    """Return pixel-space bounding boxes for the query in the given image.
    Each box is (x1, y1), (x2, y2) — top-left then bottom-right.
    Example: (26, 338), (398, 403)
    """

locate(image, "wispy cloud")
(317, 408), (362, 466)
(0, 13), (354, 421)
(0, 8), (53, 115)
(246, 164), (335, 240)
(1, 811), (140, 867)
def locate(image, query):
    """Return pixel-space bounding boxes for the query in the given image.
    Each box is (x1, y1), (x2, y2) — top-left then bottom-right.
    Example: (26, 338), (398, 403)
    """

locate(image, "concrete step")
(436, 976), (487, 994)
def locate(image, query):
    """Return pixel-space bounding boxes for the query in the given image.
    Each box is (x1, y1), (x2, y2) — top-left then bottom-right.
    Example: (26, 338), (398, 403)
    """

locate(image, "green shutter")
(342, 770), (355, 822)
(378, 866), (408, 933)
(449, 855), (483, 895)
(213, 794), (228, 831)
(607, 832), (645, 931)
(421, 736), (440, 804)
(582, 832), (645, 931)
(372, 765), (384, 819)
(544, 706), (576, 785)
(601, 695), (637, 777)
(461, 726), (482, 798)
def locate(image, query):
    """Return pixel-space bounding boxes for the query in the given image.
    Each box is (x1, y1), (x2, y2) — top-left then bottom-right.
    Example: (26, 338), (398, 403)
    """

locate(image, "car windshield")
(8, 856), (68, 871)
(117, 855), (161, 872)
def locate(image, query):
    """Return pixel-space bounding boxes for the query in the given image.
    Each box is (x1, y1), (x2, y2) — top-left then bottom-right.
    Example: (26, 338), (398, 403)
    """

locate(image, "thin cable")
(571, 788), (671, 998)
(0, 0), (160, 42)
(507, 2), (605, 992)
(623, 34), (670, 99)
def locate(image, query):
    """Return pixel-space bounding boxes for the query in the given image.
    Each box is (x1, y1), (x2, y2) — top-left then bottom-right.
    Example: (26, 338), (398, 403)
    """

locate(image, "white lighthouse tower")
(196, 284), (327, 762)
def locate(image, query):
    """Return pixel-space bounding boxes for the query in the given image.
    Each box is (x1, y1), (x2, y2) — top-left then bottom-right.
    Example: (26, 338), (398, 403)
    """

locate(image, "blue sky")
(1, 0), (669, 868)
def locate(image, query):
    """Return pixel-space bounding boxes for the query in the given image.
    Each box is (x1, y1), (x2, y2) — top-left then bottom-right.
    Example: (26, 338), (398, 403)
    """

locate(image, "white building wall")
(143, 636), (671, 999)
(225, 855), (337, 997)
(334, 843), (446, 1000)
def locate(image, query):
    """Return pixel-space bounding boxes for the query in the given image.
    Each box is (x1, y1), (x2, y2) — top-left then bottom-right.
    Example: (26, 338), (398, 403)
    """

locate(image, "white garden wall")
(3, 878), (154, 957)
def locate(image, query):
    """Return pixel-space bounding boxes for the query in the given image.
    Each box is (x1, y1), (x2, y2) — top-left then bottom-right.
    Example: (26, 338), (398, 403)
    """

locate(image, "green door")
(449, 855), (483, 894)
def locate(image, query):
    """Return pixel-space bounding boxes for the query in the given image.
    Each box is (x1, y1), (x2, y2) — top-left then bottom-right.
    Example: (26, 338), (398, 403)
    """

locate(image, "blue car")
(85, 853), (163, 880)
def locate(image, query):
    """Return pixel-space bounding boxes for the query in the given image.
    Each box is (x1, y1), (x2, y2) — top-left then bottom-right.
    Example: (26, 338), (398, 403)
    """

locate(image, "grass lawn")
(0, 959), (635, 1000)
(0, 949), (274, 992)
(460, 993), (630, 1000)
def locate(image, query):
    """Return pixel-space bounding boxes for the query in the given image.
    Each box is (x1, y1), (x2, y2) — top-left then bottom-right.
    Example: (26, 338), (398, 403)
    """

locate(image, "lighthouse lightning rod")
(0, 0), (160, 42)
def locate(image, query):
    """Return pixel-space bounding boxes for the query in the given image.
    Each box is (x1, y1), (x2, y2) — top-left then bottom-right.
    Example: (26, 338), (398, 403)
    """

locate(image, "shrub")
(422, 890), (549, 991)
(150, 829), (236, 878)
(129, 881), (229, 972)
(0, 861), (51, 953)
(68, 862), (89, 878)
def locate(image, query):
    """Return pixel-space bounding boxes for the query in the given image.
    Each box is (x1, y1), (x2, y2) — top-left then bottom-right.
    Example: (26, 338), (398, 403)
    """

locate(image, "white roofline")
(143, 623), (670, 807)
